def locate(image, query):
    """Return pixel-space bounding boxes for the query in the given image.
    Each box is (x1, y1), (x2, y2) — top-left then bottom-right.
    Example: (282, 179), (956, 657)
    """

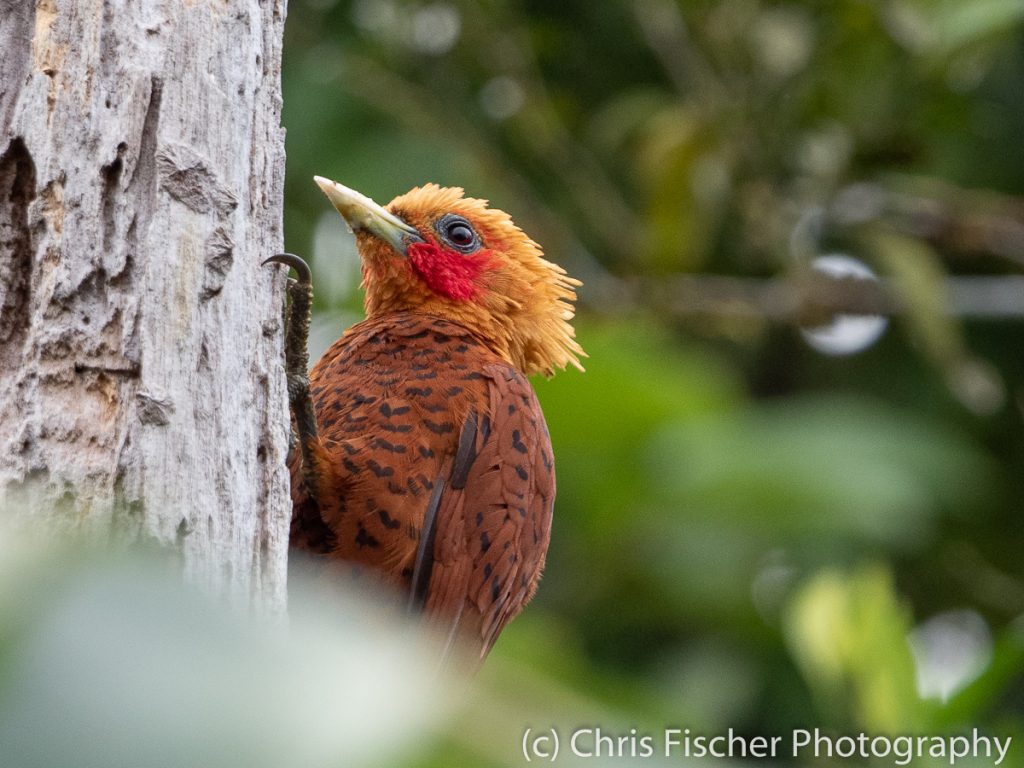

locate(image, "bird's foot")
(264, 253), (313, 394)
(264, 253), (321, 474)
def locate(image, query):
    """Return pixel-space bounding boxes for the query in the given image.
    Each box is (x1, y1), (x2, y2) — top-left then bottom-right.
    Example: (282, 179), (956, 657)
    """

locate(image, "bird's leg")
(264, 253), (326, 506)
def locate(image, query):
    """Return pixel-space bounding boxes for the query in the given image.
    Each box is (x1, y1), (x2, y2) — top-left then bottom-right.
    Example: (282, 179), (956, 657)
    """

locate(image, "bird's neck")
(365, 296), (518, 369)
(363, 265), (581, 377)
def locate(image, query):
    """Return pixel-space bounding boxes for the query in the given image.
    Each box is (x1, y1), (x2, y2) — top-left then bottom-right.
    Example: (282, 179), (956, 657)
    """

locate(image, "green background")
(279, 0), (1024, 765)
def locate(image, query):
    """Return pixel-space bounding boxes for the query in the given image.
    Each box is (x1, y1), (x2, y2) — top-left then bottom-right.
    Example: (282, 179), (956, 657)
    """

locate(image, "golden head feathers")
(316, 178), (584, 377)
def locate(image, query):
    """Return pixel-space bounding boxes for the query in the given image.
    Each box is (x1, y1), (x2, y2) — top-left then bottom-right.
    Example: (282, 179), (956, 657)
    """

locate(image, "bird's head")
(315, 176), (583, 377)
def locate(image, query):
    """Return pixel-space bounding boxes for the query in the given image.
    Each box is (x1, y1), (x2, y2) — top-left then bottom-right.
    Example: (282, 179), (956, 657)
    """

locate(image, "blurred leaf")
(534, 319), (742, 540)
(637, 107), (714, 271)
(867, 228), (963, 367)
(647, 395), (992, 548)
(0, 523), (442, 768)
(924, 0), (1024, 57)
(638, 519), (769, 629)
(784, 565), (931, 731)
(586, 88), (674, 160)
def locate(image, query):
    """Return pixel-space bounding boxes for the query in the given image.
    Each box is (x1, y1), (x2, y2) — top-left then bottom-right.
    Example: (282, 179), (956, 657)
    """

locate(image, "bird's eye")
(436, 214), (481, 253)
(447, 223), (474, 246)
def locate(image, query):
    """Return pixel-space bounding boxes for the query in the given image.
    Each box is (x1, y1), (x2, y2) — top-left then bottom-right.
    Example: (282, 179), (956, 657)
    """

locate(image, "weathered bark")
(0, 0), (291, 613)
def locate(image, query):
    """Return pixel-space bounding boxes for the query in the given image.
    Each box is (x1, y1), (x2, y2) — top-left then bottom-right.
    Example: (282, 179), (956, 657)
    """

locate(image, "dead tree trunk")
(0, 0), (292, 613)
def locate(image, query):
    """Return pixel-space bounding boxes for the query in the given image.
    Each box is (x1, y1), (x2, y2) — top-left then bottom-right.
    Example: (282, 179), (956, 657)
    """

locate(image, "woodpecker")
(268, 177), (582, 660)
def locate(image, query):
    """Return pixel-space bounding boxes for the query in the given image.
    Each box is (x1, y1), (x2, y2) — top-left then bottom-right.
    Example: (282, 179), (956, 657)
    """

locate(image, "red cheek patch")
(408, 240), (493, 302)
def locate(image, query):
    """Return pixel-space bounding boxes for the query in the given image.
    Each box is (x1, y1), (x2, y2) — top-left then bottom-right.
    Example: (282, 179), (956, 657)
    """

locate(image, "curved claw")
(263, 252), (312, 285)
(265, 250), (321, 513)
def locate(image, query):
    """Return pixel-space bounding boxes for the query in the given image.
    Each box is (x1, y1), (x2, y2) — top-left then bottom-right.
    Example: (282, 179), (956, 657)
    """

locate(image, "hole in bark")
(101, 143), (127, 252)
(0, 137), (36, 368)
(123, 78), (162, 267)
(197, 341), (211, 372)
(127, 79), (162, 197)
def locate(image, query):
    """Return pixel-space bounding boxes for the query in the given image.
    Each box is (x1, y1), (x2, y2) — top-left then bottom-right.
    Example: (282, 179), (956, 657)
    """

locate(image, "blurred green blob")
(647, 395), (993, 547)
(868, 230), (965, 370)
(646, 640), (763, 731)
(0, 523), (442, 768)
(911, 0), (1024, 56)
(533, 318), (742, 537)
(784, 565), (927, 731)
(636, 520), (770, 629)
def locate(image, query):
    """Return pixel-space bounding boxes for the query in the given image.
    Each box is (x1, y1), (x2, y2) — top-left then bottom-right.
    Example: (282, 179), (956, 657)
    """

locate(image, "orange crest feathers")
(358, 183), (584, 377)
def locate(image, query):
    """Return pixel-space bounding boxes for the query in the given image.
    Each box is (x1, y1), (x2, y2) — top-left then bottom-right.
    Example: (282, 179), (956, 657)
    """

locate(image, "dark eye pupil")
(448, 224), (473, 246)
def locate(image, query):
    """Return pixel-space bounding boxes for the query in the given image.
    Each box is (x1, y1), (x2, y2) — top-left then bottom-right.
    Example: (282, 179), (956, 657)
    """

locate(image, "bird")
(266, 177), (583, 662)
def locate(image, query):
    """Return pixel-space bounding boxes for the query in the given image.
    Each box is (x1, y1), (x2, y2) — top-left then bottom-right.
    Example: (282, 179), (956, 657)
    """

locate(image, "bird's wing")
(422, 363), (555, 660)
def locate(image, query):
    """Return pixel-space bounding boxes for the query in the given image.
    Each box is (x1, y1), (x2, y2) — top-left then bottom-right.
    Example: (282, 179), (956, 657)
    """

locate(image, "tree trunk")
(0, 0), (292, 613)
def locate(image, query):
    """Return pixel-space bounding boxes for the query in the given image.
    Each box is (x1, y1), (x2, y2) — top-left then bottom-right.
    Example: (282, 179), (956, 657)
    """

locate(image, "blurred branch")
(651, 273), (893, 326)
(832, 178), (1024, 269)
(631, 0), (722, 103)
(484, 8), (646, 258)
(597, 274), (1024, 324)
(341, 8), (644, 264)
(338, 52), (594, 266)
(941, 542), (1024, 615)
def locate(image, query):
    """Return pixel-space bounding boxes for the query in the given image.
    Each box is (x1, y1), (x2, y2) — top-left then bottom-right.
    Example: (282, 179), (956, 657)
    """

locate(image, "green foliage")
(0, 526), (444, 768)
(649, 395), (992, 546)
(785, 565), (929, 731)
(277, 0), (1024, 763)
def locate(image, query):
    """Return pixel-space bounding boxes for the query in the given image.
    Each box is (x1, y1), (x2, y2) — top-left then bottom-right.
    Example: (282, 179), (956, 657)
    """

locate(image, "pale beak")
(314, 176), (423, 256)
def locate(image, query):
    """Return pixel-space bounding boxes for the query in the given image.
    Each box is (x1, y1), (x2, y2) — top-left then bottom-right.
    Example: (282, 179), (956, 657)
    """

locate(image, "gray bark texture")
(0, 0), (292, 613)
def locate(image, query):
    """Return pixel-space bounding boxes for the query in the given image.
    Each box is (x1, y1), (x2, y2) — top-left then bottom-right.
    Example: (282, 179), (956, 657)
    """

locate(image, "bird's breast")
(304, 313), (505, 586)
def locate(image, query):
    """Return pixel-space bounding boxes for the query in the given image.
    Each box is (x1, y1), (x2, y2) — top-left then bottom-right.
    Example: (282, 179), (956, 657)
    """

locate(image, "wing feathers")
(424, 365), (555, 659)
(408, 476), (445, 613)
(451, 410), (478, 490)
